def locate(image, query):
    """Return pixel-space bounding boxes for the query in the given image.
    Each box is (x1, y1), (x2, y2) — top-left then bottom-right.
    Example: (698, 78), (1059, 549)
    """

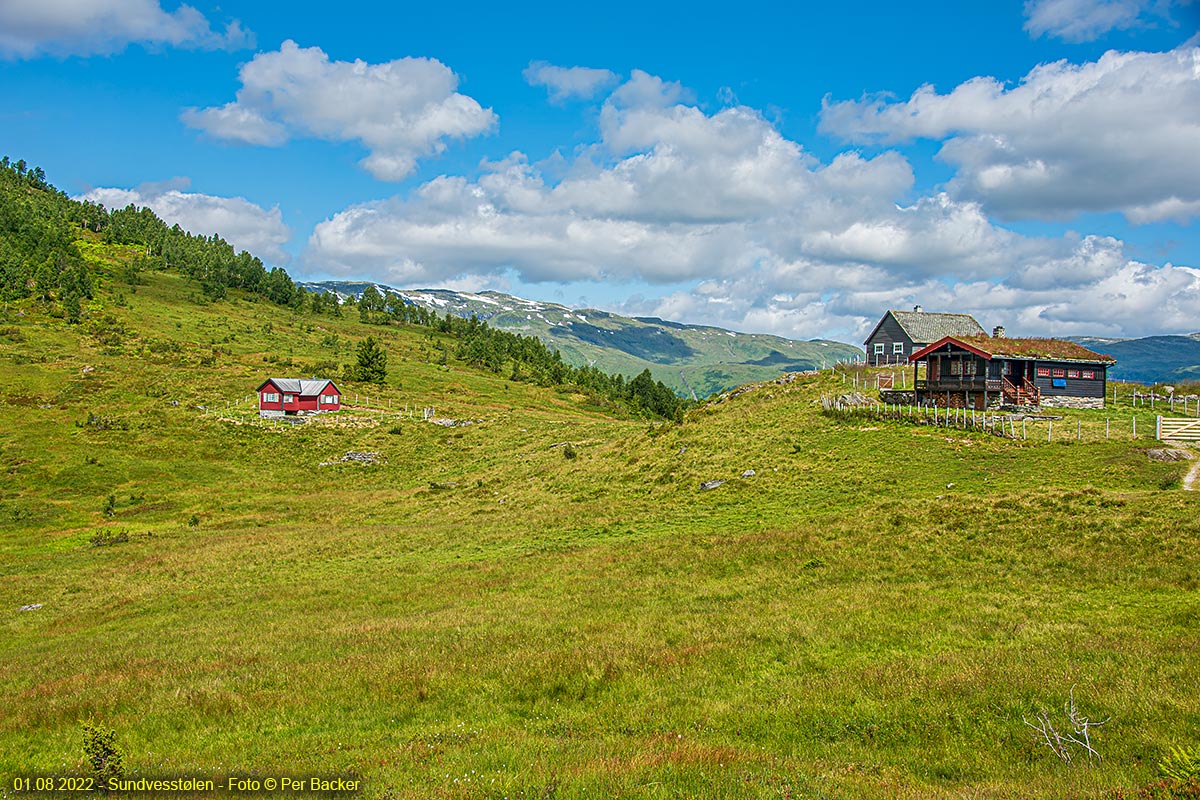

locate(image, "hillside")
(301, 281), (862, 398)
(1071, 332), (1200, 384)
(3, 162), (1200, 799)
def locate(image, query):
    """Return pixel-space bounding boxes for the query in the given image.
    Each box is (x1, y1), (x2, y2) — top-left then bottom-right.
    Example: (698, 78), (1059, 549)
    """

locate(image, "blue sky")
(2, 0), (1198, 343)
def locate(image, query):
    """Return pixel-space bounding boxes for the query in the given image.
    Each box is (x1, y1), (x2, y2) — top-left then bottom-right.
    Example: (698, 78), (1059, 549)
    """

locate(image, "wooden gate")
(1157, 417), (1200, 441)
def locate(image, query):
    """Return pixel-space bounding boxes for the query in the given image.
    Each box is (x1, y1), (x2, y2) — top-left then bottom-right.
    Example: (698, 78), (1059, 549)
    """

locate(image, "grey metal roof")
(262, 378), (337, 396)
(889, 310), (985, 344)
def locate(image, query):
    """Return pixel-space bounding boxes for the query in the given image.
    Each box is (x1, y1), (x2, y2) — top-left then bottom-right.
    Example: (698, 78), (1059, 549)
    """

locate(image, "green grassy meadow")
(2, 243), (1199, 798)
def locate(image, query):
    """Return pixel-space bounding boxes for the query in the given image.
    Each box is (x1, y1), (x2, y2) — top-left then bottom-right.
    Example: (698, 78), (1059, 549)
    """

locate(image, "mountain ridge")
(300, 280), (863, 398)
(1068, 332), (1200, 384)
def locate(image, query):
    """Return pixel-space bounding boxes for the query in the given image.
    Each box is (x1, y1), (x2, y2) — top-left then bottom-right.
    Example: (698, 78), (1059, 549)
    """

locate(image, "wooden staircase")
(1002, 377), (1041, 406)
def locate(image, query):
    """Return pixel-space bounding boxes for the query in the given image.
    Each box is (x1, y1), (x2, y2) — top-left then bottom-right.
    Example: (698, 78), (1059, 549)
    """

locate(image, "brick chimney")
(913, 305), (922, 313)
(992, 326), (1006, 338)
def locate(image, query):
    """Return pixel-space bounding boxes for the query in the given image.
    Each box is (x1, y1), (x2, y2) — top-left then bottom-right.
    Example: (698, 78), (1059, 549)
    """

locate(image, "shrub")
(81, 722), (124, 789)
(562, 443), (577, 460)
(90, 529), (129, 547)
(187, 513), (200, 528)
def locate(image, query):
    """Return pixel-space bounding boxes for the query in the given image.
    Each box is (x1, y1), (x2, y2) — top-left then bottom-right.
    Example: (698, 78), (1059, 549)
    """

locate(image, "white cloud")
(820, 45), (1200, 224)
(0, 0), (252, 59)
(182, 41), (496, 181)
(79, 183), (291, 264)
(305, 70), (1200, 341)
(1022, 0), (1191, 42)
(1025, 0), (1151, 41)
(523, 61), (618, 102)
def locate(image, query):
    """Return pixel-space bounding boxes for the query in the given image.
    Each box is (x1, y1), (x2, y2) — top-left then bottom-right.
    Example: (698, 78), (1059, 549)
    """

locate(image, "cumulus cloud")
(820, 45), (1200, 224)
(79, 182), (292, 264)
(183, 41), (497, 180)
(305, 70), (1200, 341)
(0, 0), (252, 59)
(523, 61), (618, 102)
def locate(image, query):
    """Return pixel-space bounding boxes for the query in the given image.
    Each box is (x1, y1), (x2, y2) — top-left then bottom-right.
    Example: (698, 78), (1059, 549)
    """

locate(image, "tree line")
(347, 285), (687, 419)
(0, 157), (686, 420)
(0, 156), (303, 315)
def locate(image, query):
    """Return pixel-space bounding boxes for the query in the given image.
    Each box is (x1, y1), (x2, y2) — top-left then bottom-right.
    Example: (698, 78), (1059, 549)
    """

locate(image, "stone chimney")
(913, 305), (922, 313)
(992, 326), (1006, 338)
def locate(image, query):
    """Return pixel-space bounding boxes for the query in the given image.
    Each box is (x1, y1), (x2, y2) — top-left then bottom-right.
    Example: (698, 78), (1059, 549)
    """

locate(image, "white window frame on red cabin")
(263, 392), (279, 403)
(283, 394), (295, 403)
(321, 394), (337, 405)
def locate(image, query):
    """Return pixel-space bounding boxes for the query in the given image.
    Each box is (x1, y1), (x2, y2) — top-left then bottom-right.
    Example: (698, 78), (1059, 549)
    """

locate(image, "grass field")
(2, 243), (1199, 798)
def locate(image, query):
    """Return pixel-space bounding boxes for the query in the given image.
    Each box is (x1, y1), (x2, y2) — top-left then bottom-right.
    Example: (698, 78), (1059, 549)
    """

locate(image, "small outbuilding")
(863, 306), (987, 366)
(257, 378), (341, 416)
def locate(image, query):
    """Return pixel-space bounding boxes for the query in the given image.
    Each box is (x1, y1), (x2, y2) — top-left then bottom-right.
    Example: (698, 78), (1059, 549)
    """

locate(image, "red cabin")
(257, 378), (341, 416)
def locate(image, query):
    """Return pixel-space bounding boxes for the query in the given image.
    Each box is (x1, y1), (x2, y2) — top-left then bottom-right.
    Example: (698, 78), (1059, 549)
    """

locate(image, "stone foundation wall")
(879, 389), (915, 404)
(1039, 395), (1105, 410)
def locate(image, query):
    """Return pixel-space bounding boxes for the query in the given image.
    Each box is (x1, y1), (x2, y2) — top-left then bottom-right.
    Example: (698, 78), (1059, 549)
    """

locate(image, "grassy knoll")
(2, 246), (1199, 799)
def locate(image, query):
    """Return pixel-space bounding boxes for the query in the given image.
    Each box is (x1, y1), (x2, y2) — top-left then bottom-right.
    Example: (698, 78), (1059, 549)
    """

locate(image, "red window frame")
(1036, 367), (1051, 378)
(1052, 368), (1066, 378)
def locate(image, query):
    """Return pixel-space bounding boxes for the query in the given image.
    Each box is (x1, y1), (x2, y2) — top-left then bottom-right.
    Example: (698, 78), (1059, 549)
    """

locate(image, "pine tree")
(354, 336), (388, 384)
(63, 290), (81, 324)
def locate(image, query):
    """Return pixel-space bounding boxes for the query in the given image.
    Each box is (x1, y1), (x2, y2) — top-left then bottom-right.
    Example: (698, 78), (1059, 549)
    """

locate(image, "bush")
(81, 722), (124, 789)
(90, 529), (129, 547)
(562, 442), (577, 460)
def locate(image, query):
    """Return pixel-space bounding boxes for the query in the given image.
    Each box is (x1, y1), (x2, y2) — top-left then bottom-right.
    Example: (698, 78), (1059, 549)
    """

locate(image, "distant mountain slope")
(301, 281), (862, 397)
(1070, 333), (1200, 384)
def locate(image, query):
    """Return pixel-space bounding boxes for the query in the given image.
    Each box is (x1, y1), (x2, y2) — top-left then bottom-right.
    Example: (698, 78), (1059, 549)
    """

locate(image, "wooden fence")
(823, 397), (1157, 442)
(1157, 417), (1200, 441)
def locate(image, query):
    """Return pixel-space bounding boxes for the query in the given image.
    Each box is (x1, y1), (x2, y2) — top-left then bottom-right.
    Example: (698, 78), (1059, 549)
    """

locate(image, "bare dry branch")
(1023, 686), (1109, 764)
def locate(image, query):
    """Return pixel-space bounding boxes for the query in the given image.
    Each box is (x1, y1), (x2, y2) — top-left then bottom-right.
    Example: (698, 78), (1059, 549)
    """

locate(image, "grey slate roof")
(888, 310), (986, 344)
(261, 378), (337, 396)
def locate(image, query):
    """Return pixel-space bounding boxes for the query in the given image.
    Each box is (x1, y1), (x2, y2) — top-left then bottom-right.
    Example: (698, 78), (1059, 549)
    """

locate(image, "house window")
(1052, 369), (1065, 378)
(321, 395), (337, 404)
(1036, 367), (1051, 378)
(949, 359), (962, 376)
(262, 392), (279, 403)
(1082, 370), (1095, 379)
(1067, 369), (1080, 379)
(284, 394), (295, 403)
(964, 360), (977, 376)
(892, 342), (905, 354)
(874, 343), (885, 354)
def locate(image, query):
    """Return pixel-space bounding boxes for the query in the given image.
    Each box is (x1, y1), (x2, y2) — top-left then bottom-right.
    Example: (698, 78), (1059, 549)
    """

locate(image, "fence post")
(1133, 416), (1137, 437)
(1156, 415), (1161, 441)
(1106, 418), (1110, 439)
(1022, 419), (1026, 440)
(1048, 421), (1052, 442)
(1077, 420), (1081, 441)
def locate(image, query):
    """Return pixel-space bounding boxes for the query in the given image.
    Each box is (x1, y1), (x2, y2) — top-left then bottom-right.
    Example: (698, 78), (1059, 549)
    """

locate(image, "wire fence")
(820, 398), (1177, 444)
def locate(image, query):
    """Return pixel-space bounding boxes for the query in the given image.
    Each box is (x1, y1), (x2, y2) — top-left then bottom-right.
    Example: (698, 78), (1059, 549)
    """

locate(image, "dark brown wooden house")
(910, 335), (1116, 410)
(863, 307), (986, 366)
